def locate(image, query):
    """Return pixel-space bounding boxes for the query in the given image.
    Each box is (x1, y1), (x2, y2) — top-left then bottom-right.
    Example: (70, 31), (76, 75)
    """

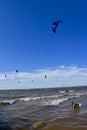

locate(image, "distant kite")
(45, 75), (47, 78)
(18, 81), (20, 84)
(5, 75), (7, 78)
(32, 80), (34, 82)
(52, 20), (62, 33)
(16, 70), (18, 73)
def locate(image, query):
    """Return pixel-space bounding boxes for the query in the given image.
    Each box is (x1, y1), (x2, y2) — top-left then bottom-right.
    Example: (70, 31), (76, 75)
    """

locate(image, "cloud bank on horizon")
(0, 65), (87, 90)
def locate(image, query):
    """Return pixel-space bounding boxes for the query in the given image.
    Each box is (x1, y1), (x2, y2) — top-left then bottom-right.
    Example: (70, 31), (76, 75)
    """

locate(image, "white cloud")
(59, 65), (65, 69)
(0, 65), (87, 89)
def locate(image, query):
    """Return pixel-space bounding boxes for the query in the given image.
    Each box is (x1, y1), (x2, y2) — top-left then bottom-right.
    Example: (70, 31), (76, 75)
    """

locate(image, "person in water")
(72, 102), (82, 108)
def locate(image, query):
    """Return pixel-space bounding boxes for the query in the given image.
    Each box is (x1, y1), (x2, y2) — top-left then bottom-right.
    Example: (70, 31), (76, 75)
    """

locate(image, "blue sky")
(0, 0), (87, 89)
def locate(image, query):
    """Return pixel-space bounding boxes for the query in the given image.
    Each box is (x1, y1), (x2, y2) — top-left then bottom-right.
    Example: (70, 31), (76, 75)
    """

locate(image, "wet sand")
(44, 125), (87, 130)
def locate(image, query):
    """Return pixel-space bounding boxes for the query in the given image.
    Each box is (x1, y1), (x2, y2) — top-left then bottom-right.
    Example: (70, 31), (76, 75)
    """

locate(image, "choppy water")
(0, 86), (87, 130)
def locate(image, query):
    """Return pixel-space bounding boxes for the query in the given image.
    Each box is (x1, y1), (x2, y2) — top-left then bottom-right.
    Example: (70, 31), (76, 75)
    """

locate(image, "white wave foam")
(59, 91), (65, 93)
(47, 93), (81, 106)
(76, 92), (87, 96)
(46, 92), (83, 106)
(69, 91), (87, 97)
(69, 89), (75, 93)
(0, 100), (16, 105)
(19, 95), (60, 102)
(50, 97), (68, 105)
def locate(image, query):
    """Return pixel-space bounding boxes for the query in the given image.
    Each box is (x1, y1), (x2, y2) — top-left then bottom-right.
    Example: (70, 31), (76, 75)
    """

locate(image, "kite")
(52, 20), (62, 33)
(18, 81), (20, 84)
(5, 75), (7, 78)
(16, 70), (18, 73)
(45, 75), (47, 78)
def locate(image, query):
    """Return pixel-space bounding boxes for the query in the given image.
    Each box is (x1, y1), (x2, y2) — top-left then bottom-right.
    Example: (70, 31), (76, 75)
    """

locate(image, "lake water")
(0, 86), (87, 130)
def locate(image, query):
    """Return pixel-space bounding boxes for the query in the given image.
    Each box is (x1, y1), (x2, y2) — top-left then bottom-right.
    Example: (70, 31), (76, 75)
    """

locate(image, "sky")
(0, 0), (87, 89)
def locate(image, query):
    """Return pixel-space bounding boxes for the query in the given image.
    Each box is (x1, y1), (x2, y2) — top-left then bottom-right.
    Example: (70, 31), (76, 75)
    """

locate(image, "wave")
(50, 97), (68, 105)
(59, 89), (75, 94)
(69, 91), (87, 97)
(0, 100), (17, 105)
(46, 91), (87, 106)
(16, 92), (86, 105)
(19, 95), (60, 101)
(48, 93), (83, 106)
(0, 91), (87, 106)
(59, 91), (65, 93)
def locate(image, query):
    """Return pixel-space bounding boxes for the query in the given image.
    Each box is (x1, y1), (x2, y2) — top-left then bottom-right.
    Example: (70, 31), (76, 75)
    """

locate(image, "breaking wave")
(0, 100), (17, 105)
(0, 90), (87, 106)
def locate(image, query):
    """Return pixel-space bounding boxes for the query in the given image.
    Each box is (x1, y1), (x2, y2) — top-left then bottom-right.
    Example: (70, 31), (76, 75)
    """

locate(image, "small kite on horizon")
(45, 75), (47, 78)
(16, 70), (18, 73)
(5, 75), (7, 78)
